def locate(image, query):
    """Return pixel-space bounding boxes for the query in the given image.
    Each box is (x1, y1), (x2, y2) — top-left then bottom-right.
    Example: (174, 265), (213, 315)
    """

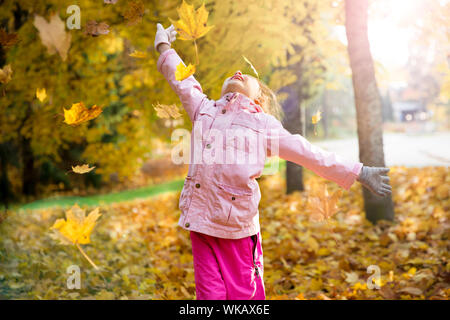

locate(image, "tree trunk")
(345, 0), (394, 223)
(281, 85), (305, 193)
(21, 136), (36, 196)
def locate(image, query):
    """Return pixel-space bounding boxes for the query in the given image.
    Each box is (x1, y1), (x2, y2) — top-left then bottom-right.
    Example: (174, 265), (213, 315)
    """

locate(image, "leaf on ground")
(399, 287), (423, 296)
(33, 14), (72, 61)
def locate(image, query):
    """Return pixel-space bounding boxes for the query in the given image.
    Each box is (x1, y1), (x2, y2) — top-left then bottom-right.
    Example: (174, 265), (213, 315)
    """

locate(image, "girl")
(154, 23), (392, 300)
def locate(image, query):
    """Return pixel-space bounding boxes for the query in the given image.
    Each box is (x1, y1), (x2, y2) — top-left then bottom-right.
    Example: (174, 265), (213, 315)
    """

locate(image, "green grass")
(11, 159), (286, 211)
(17, 179), (185, 211)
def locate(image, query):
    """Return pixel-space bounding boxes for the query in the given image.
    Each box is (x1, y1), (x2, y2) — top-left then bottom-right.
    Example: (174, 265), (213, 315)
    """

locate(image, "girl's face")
(221, 70), (260, 100)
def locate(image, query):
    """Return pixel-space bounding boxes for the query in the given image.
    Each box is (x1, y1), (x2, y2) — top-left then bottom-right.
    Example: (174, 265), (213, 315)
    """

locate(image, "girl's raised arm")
(265, 114), (391, 197)
(155, 23), (208, 123)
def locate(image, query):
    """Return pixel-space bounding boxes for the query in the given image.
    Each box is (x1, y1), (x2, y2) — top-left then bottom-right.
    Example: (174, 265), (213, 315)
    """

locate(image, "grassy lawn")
(13, 159), (286, 211)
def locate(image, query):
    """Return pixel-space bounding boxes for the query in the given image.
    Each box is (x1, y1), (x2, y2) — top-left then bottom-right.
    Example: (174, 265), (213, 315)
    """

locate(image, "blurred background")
(0, 0), (449, 301)
(0, 0), (448, 206)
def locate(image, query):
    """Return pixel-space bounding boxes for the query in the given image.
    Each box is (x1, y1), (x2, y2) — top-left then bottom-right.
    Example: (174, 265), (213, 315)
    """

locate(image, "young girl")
(154, 23), (392, 300)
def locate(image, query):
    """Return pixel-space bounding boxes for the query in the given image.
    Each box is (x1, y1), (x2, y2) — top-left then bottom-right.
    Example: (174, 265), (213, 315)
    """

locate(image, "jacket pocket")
(179, 176), (193, 211)
(210, 183), (256, 227)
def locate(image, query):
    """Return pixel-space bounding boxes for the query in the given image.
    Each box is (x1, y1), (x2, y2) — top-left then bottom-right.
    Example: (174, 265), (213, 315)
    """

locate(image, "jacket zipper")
(251, 234), (259, 277)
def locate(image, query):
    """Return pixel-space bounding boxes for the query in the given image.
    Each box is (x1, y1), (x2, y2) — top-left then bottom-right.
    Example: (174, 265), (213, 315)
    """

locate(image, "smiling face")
(220, 70), (261, 100)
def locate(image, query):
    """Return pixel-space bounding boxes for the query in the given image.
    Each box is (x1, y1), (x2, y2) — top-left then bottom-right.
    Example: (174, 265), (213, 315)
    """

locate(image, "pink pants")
(190, 231), (265, 300)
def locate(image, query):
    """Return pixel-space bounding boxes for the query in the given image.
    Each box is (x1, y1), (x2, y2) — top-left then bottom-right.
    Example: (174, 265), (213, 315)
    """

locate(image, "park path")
(314, 132), (450, 167)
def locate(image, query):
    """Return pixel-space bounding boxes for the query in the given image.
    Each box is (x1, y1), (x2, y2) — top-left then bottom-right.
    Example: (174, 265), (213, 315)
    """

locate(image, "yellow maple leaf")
(169, 1), (214, 41)
(307, 181), (342, 222)
(312, 110), (322, 124)
(72, 164), (96, 174)
(175, 62), (196, 81)
(153, 103), (182, 119)
(36, 88), (47, 102)
(63, 102), (103, 126)
(129, 50), (147, 58)
(51, 204), (101, 245)
(0, 64), (12, 84)
(51, 205), (101, 269)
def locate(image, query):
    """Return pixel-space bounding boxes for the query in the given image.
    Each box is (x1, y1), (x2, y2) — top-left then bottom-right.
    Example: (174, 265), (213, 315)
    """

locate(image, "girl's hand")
(154, 23), (177, 53)
(357, 166), (392, 197)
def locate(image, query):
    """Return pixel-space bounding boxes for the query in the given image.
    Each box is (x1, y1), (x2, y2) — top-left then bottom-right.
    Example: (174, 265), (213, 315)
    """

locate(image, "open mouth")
(230, 74), (244, 82)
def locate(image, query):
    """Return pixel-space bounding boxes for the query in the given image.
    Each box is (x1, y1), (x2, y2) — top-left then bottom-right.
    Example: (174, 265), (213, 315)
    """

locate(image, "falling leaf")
(153, 103), (182, 119)
(175, 62), (196, 81)
(0, 64), (12, 84)
(85, 20), (110, 37)
(123, 0), (145, 26)
(0, 29), (19, 47)
(51, 204), (101, 245)
(307, 181), (342, 222)
(242, 55), (259, 79)
(169, 1), (214, 41)
(36, 88), (47, 102)
(72, 164), (96, 174)
(50, 205), (101, 269)
(63, 102), (103, 126)
(33, 14), (72, 61)
(129, 50), (147, 58)
(312, 110), (322, 124)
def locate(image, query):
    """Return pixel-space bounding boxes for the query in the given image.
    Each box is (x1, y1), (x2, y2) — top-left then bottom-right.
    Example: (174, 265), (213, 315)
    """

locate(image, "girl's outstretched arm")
(265, 114), (391, 196)
(155, 23), (208, 123)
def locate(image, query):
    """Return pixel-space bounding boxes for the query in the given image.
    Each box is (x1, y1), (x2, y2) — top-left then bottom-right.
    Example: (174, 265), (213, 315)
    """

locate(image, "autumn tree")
(345, 0), (394, 222)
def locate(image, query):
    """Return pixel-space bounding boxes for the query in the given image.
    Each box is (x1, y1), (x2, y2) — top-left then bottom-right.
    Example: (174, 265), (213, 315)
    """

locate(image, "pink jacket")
(157, 48), (363, 239)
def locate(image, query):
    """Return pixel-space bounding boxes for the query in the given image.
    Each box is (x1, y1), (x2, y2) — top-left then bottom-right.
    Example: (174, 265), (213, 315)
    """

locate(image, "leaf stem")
(193, 39), (199, 65)
(76, 243), (99, 270)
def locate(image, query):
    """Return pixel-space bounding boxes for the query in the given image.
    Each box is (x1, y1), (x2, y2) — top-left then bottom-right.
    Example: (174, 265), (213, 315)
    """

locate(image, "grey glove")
(356, 166), (392, 197)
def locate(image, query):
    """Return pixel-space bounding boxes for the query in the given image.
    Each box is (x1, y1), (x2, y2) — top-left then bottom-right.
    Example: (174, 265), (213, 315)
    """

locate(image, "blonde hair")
(255, 79), (284, 121)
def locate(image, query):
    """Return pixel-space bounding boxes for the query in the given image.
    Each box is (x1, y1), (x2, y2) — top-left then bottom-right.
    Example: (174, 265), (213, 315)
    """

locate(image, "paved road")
(314, 132), (450, 167)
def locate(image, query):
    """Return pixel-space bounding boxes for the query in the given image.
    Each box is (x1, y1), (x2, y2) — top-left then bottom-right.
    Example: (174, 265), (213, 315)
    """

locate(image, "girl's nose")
(234, 70), (242, 76)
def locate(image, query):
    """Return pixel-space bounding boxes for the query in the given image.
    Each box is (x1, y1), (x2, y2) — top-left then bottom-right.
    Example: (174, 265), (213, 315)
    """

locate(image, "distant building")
(388, 84), (429, 122)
